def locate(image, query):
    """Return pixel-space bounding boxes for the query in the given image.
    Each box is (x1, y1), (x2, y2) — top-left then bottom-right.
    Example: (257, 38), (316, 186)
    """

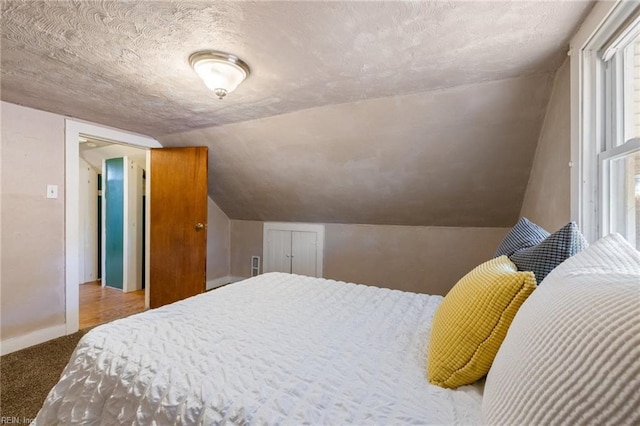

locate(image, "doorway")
(79, 281), (145, 329)
(65, 119), (161, 335)
(78, 138), (149, 327)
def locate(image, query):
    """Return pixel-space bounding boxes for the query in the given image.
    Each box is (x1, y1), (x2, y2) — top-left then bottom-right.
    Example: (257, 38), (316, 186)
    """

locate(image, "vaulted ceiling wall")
(160, 73), (553, 227)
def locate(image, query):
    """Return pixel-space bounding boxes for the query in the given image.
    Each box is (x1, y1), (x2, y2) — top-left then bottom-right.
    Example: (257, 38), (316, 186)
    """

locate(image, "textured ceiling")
(0, 1), (593, 226)
(2, 1), (590, 136)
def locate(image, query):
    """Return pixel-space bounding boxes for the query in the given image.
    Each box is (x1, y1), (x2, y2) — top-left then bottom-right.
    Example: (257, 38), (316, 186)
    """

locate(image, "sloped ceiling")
(160, 74), (553, 227)
(1, 1), (593, 226)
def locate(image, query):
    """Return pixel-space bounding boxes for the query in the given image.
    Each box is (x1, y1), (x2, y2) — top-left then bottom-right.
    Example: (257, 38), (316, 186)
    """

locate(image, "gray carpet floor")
(0, 328), (91, 421)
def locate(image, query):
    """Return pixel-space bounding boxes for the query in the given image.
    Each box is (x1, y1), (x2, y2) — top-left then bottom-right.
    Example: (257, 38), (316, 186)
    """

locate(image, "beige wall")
(324, 224), (508, 295)
(520, 59), (571, 232)
(0, 102), (233, 345)
(1, 102), (66, 340)
(230, 220), (263, 278)
(230, 220), (508, 295)
(207, 197), (230, 280)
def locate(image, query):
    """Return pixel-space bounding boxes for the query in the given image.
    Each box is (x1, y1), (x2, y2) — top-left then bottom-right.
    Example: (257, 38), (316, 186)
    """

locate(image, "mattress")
(34, 273), (484, 425)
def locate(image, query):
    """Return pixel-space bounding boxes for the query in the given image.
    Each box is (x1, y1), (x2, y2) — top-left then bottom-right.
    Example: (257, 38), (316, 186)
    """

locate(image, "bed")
(34, 273), (483, 425)
(34, 228), (640, 425)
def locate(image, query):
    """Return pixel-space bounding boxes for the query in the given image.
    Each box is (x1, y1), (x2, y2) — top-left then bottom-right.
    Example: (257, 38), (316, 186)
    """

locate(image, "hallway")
(79, 281), (146, 329)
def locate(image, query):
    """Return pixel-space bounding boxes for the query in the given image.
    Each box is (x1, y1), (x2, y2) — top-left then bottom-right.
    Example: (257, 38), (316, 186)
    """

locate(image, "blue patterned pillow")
(509, 222), (588, 283)
(495, 217), (550, 258)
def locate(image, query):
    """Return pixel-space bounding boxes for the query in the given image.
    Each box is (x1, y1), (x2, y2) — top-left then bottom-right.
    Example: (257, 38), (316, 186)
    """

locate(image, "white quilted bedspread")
(34, 273), (483, 425)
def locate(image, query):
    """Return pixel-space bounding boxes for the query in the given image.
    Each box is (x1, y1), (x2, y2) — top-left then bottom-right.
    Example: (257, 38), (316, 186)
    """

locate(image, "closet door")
(263, 223), (324, 278)
(264, 229), (291, 273)
(291, 231), (318, 277)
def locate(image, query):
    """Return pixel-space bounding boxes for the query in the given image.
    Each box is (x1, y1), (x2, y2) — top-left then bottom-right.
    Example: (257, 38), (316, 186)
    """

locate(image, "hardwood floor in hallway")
(80, 281), (146, 329)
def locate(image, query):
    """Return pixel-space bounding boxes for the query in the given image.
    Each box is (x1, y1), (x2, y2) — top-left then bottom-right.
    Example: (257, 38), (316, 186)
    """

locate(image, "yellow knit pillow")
(427, 256), (536, 389)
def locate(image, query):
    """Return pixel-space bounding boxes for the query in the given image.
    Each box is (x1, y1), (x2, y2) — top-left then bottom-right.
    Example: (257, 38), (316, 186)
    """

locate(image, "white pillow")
(483, 233), (640, 426)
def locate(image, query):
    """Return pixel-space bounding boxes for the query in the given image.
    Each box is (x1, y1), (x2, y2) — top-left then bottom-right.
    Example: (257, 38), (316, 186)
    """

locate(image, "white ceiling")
(0, 1), (594, 226)
(79, 138), (147, 172)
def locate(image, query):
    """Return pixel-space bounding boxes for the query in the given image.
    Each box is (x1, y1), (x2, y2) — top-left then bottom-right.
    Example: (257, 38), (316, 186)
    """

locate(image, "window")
(572, 2), (640, 249)
(601, 17), (640, 249)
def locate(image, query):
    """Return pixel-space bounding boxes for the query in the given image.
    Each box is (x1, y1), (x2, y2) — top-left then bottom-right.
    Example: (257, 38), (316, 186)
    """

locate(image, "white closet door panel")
(264, 230), (291, 273)
(291, 231), (318, 277)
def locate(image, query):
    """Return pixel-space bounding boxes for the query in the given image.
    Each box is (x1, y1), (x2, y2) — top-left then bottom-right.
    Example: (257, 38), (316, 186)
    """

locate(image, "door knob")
(195, 222), (205, 231)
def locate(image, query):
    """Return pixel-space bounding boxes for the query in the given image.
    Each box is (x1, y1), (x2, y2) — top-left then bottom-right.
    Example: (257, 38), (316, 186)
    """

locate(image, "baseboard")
(206, 275), (248, 291)
(1, 323), (67, 356)
(206, 276), (231, 290)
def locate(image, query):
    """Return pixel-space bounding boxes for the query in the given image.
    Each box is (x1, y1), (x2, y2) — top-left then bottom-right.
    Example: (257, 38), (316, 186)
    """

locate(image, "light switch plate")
(47, 184), (58, 199)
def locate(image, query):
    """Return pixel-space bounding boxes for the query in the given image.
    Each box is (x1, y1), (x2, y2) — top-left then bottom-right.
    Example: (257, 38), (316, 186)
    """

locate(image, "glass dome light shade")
(189, 51), (250, 99)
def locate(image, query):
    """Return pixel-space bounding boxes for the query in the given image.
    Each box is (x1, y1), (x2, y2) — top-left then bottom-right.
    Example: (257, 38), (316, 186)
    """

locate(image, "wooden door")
(264, 229), (291, 273)
(149, 147), (208, 308)
(291, 231), (318, 277)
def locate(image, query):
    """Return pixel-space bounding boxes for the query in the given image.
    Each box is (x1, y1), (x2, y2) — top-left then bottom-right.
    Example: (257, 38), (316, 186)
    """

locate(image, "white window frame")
(571, 1), (640, 243)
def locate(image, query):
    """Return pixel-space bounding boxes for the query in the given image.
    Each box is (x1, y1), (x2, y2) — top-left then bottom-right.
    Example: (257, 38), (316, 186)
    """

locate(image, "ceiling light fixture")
(189, 50), (250, 100)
